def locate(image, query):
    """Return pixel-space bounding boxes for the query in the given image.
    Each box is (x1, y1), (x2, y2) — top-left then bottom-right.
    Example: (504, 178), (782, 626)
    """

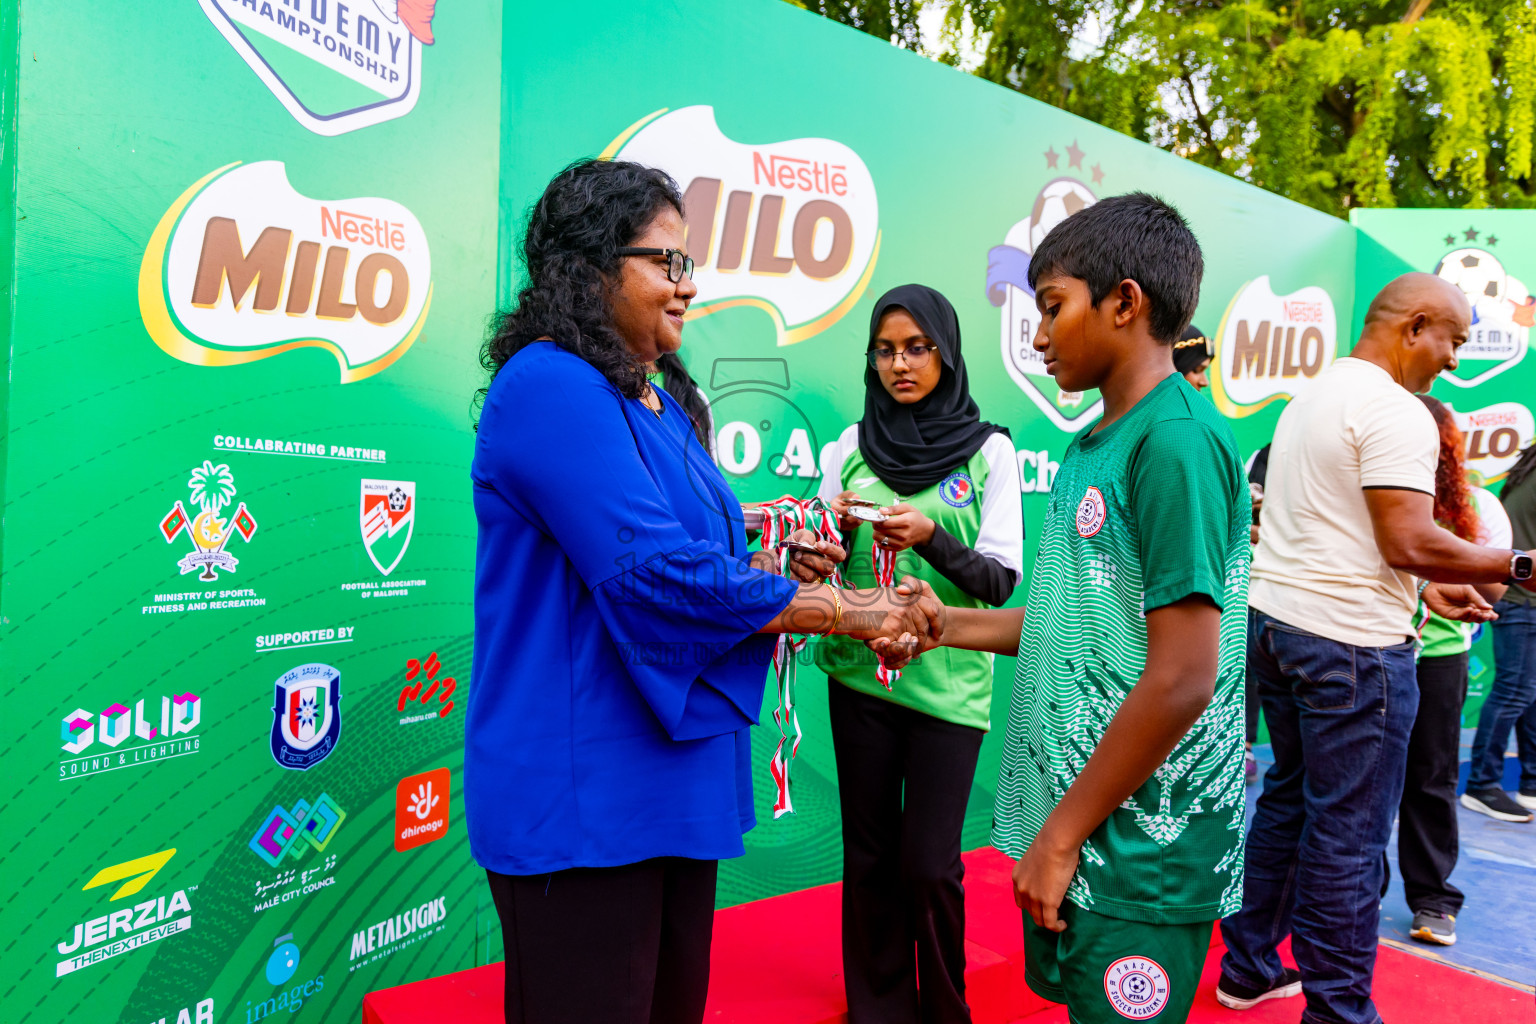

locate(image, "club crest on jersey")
(360, 479), (416, 576)
(1076, 486), (1107, 538)
(939, 471), (975, 508)
(1103, 956), (1170, 1019)
(270, 663), (342, 771)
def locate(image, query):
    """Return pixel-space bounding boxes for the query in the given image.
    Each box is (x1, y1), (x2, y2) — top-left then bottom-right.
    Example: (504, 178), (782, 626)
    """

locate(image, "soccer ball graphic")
(1028, 177), (1098, 253)
(388, 486), (409, 512)
(1436, 248), (1507, 305)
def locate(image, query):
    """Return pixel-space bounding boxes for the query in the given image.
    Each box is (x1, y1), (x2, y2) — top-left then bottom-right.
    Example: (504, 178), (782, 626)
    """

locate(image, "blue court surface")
(1246, 735), (1536, 994)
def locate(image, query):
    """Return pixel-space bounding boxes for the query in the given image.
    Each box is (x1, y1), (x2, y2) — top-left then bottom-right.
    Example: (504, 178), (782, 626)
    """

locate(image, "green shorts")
(1023, 900), (1213, 1023)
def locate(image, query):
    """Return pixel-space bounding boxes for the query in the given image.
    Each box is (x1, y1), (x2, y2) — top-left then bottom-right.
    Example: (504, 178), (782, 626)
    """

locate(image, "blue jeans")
(1466, 600), (1536, 791)
(1221, 609), (1417, 1024)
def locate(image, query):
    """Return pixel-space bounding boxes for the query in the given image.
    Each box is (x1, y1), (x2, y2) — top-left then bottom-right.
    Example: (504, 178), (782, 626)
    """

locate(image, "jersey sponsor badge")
(939, 471), (976, 508)
(1103, 956), (1171, 1019)
(1076, 485), (1107, 537)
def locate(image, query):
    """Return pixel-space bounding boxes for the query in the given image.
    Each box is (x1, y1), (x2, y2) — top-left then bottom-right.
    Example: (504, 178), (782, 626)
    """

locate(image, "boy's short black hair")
(1026, 192), (1203, 343)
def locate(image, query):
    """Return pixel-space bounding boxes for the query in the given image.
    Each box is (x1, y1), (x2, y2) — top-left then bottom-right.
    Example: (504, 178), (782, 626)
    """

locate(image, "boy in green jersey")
(878, 193), (1251, 1023)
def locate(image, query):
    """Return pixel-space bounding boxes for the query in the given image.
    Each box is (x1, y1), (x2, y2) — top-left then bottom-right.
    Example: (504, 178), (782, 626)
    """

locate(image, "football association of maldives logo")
(270, 663), (342, 771)
(361, 479), (415, 575)
(939, 471), (975, 508)
(161, 461), (258, 581)
(198, 0), (438, 136)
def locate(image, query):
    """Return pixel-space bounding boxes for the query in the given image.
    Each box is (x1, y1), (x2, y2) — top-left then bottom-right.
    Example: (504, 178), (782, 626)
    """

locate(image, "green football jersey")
(992, 374), (1251, 925)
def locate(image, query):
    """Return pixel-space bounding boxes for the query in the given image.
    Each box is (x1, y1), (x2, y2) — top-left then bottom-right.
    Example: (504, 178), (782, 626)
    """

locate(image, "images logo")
(199, 0), (437, 136)
(349, 895), (448, 967)
(1450, 401), (1535, 484)
(1432, 247), (1532, 387)
(60, 692), (202, 781)
(270, 663), (343, 771)
(398, 651), (457, 722)
(610, 106), (880, 345)
(250, 793), (347, 867)
(1211, 276), (1338, 418)
(162, 460), (259, 581)
(140, 161), (433, 383)
(395, 767), (450, 851)
(243, 933), (325, 1022)
(988, 173), (1102, 431)
(55, 849), (194, 978)
(360, 479), (415, 575)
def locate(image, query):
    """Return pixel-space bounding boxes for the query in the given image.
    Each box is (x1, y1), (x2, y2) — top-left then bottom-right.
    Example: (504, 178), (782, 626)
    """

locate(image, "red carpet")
(363, 847), (1534, 1024)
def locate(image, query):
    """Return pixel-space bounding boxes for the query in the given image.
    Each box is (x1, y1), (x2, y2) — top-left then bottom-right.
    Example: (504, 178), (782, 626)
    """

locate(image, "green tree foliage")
(794, 0), (1536, 215)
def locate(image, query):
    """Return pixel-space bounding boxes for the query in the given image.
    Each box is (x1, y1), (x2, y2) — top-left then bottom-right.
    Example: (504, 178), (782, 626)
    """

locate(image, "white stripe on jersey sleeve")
(975, 431), (1025, 584)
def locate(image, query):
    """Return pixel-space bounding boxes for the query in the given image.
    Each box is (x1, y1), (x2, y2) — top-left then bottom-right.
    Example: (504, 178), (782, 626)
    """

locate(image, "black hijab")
(858, 284), (1006, 496)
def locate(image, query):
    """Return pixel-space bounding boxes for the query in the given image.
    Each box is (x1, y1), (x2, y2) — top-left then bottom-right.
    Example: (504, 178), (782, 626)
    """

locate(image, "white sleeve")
(974, 432), (1025, 583)
(1475, 486), (1514, 549)
(817, 423), (860, 504)
(1354, 393), (1438, 494)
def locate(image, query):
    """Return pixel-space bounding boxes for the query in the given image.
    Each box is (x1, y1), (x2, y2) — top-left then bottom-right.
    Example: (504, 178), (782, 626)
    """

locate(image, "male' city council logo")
(198, 0), (438, 136)
(162, 461), (258, 581)
(361, 479), (415, 575)
(250, 793), (347, 867)
(270, 663), (342, 771)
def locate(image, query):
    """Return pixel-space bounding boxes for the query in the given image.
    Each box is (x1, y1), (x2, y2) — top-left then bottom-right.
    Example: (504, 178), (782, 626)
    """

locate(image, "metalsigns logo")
(249, 793), (347, 867)
(360, 479), (415, 575)
(987, 163), (1102, 431)
(1210, 276), (1338, 418)
(1432, 246), (1532, 388)
(198, 0), (437, 136)
(55, 849), (194, 979)
(270, 663), (343, 770)
(1450, 401), (1535, 484)
(162, 461), (259, 581)
(609, 106), (880, 345)
(395, 767), (450, 851)
(348, 895), (448, 969)
(140, 161), (433, 384)
(60, 692), (202, 781)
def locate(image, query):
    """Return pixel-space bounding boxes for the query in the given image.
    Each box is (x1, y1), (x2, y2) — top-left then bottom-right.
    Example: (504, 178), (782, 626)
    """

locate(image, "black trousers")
(1397, 652), (1469, 915)
(829, 680), (985, 1024)
(486, 857), (717, 1024)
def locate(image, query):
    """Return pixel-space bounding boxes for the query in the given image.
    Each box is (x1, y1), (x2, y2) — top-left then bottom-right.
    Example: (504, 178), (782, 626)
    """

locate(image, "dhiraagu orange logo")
(139, 161), (432, 384)
(607, 106), (880, 346)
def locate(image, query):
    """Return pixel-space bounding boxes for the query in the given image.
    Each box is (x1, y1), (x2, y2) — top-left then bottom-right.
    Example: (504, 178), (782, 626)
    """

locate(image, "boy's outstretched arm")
(878, 578), (1025, 658)
(1013, 595), (1221, 932)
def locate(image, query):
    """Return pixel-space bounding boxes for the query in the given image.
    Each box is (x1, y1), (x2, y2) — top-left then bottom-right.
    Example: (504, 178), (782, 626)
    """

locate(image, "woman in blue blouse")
(468, 159), (942, 1024)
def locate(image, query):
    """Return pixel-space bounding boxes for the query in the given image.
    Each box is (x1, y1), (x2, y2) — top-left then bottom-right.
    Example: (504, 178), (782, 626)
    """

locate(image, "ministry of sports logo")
(1103, 956), (1171, 1019)
(161, 461), (258, 581)
(361, 479), (415, 575)
(270, 663), (342, 771)
(1076, 486), (1107, 538)
(199, 0), (438, 136)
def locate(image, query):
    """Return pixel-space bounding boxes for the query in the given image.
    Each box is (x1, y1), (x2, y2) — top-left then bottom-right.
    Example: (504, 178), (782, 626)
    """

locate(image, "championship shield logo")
(360, 479), (415, 575)
(1431, 247), (1532, 388)
(270, 663), (342, 771)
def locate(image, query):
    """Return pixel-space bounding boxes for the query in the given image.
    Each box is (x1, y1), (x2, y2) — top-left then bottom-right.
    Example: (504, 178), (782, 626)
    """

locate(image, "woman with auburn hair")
(1397, 395), (1512, 948)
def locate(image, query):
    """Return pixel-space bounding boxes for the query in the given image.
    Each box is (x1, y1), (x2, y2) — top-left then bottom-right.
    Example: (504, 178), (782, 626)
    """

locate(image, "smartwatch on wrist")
(1511, 550), (1535, 586)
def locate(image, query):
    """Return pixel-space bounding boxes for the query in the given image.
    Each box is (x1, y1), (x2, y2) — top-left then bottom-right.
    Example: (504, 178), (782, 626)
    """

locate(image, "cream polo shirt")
(1250, 357), (1438, 647)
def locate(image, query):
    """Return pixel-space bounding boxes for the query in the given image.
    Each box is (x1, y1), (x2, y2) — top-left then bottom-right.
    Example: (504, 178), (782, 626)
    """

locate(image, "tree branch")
(1178, 64), (1223, 157)
(1402, 0), (1434, 24)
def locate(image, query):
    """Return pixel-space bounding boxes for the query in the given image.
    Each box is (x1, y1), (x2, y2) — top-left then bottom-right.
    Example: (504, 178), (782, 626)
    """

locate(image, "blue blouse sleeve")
(477, 345), (798, 740)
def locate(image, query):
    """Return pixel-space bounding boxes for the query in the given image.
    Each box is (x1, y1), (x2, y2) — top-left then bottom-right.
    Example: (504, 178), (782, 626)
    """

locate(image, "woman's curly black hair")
(479, 159), (684, 410)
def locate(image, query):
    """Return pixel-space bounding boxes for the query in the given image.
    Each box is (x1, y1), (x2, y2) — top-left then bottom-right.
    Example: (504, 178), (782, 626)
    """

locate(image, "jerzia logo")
(1211, 276), (1338, 418)
(162, 461), (258, 581)
(270, 663), (343, 771)
(140, 161), (432, 384)
(361, 479), (415, 575)
(988, 167), (1102, 431)
(250, 793), (347, 867)
(199, 0), (438, 136)
(55, 849), (194, 978)
(59, 691), (202, 781)
(610, 106), (880, 345)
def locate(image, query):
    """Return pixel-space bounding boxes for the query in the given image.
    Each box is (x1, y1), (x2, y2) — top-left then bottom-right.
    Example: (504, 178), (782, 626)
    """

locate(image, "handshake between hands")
(776, 528), (946, 663)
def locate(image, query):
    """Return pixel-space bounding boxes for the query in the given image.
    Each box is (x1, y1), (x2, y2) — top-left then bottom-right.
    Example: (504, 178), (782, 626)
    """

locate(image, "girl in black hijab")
(814, 284), (1024, 1024)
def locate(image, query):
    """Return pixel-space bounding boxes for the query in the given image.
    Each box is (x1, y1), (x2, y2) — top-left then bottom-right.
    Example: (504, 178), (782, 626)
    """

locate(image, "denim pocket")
(1264, 619), (1358, 711)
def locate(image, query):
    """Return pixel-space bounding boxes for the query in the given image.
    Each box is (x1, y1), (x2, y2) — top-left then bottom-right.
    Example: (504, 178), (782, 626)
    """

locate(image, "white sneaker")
(1517, 791), (1536, 811)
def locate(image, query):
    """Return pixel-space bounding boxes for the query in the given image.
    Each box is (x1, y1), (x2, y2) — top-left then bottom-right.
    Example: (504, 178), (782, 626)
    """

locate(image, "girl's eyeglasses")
(867, 343), (935, 370)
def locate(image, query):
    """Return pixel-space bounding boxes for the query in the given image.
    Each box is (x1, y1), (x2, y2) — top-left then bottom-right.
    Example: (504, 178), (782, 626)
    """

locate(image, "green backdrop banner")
(1, 2), (1530, 1022)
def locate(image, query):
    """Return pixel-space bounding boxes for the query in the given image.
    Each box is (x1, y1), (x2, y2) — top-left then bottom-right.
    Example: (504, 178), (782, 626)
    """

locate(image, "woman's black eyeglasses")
(617, 247), (694, 283)
(867, 344), (935, 370)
